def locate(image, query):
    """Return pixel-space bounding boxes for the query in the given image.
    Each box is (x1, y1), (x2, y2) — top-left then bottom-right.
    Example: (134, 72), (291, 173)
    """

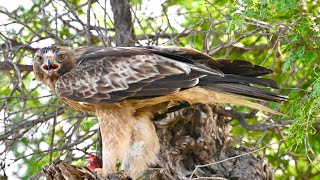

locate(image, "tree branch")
(110, 0), (135, 46)
(0, 61), (33, 72)
(86, 0), (92, 45)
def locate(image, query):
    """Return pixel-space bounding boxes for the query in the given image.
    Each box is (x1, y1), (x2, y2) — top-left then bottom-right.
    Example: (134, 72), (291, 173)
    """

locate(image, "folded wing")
(55, 46), (287, 104)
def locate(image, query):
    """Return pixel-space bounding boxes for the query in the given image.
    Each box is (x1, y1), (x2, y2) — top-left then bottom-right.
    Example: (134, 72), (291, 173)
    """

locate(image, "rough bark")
(110, 0), (135, 46)
(42, 104), (273, 180)
(148, 104), (273, 180)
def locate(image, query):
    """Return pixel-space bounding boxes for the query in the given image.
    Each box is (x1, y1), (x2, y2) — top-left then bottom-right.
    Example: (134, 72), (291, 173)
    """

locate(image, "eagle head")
(33, 45), (76, 90)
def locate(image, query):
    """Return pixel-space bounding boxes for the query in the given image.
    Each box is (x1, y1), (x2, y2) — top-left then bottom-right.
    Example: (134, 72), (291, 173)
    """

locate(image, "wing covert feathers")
(55, 52), (209, 104)
(55, 46), (287, 113)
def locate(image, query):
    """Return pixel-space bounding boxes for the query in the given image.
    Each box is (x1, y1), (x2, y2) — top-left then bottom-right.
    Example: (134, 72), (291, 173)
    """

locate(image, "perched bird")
(33, 45), (287, 178)
(87, 153), (103, 171)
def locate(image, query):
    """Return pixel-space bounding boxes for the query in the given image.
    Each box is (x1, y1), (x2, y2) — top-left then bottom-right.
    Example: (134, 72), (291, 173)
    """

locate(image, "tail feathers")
(170, 87), (283, 114)
(201, 74), (279, 89)
(203, 83), (288, 102)
(144, 46), (288, 104)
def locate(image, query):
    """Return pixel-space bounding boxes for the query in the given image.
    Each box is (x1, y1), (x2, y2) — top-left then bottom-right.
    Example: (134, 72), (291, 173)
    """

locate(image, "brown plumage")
(33, 45), (287, 179)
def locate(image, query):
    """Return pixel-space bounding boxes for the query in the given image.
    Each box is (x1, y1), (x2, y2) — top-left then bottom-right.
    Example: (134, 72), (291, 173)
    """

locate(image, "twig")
(215, 107), (286, 131)
(208, 28), (261, 55)
(49, 115), (57, 163)
(0, 108), (64, 141)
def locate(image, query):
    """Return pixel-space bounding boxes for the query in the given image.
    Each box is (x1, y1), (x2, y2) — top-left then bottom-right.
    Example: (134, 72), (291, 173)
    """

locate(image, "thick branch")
(86, 0), (93, 45)
(0, 61), (33, 72)
(110, 0), (135, 46)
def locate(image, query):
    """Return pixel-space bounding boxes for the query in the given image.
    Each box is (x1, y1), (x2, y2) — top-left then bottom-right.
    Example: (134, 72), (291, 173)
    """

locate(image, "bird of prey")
(33, 45), (287, 178)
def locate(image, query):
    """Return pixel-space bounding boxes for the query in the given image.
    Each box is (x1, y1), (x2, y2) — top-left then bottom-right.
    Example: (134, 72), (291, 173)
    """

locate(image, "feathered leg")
(95, 104), (160, 179)
(95, 104), (135, 177)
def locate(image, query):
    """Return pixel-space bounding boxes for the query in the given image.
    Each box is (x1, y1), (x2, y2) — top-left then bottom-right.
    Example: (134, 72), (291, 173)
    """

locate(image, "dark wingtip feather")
(146, 46), (213, 64)
(200, 59), (273, 77)
(203, 83), (288, 102)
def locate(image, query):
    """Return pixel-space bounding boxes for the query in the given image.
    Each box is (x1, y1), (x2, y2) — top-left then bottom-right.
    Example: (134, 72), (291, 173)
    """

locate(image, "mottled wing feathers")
(55, 46), (286, 105)
(55, 48), (213, 104)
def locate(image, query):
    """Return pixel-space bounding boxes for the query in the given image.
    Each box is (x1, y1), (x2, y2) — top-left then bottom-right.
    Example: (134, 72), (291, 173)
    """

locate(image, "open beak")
(42, 59), (60, 75)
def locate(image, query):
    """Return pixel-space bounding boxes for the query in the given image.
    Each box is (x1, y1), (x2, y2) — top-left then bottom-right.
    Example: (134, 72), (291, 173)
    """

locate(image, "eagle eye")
(57, 53), (66, 61)
(36, 56), (43, 63)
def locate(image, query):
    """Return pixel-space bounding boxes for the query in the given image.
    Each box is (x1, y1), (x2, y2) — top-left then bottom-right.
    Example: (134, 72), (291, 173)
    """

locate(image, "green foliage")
(288, 77), (320, 145)
(130, 0), (143, 6)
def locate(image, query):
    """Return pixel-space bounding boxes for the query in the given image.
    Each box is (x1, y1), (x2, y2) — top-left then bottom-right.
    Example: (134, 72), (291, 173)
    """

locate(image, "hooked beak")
(42, 59), (60, 76)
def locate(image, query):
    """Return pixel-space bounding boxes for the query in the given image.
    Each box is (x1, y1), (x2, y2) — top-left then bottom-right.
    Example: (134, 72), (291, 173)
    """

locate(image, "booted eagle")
(33, 45), (287, 178)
